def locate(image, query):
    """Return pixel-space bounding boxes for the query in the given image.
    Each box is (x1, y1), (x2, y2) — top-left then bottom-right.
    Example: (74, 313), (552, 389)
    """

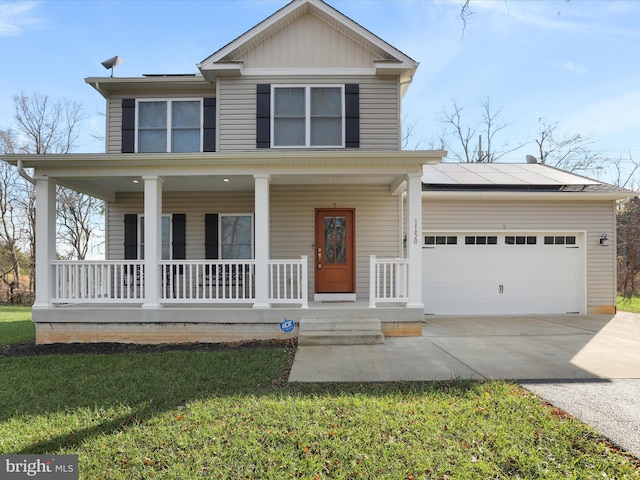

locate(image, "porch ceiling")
(57, 173), (404, 200)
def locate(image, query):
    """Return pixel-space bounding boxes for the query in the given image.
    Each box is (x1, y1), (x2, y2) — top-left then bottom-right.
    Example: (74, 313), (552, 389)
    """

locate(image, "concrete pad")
(289, 313), (640, 382)
(288, 336), (481, 382)
(423, 315), (611, 337)
(426, 334), (602, 380)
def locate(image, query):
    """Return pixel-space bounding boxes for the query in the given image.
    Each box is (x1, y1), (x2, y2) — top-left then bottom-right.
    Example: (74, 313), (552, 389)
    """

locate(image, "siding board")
(218, 75), (399, 151)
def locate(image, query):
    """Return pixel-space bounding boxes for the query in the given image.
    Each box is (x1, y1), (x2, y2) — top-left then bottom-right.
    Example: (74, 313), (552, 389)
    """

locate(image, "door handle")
(499, 284), (504, 294)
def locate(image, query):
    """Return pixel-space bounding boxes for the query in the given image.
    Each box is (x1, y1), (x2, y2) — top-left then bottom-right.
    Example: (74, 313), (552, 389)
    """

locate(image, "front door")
(315, 209), (355, 293)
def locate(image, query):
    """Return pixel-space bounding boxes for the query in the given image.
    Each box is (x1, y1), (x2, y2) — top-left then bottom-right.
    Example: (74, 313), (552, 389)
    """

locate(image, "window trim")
(270, 85), (345, 148)
(135, 98), (203, 153)
(219, 213), (255, 260)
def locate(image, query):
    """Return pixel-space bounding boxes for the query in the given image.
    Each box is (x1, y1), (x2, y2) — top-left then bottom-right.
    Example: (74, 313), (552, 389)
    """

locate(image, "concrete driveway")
(289, 311), (640, 458)
(289, 312), (640, 382)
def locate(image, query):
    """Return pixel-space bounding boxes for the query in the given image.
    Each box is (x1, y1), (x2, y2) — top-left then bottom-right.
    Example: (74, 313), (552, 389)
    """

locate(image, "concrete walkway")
(288, 312), (640, 458)
(289, 312), (640, 382)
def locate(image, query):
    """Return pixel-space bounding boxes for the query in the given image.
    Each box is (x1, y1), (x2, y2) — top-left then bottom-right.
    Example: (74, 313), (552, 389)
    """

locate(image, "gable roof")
(422, 163), (634, 200)
(197, 0), (418, 92)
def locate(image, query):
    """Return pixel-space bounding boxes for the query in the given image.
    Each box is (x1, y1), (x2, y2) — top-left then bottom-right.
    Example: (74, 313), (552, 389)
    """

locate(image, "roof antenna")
(101, 56), (123, 77)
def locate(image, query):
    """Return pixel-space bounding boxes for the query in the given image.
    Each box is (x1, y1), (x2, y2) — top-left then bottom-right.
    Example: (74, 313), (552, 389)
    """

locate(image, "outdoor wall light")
(132, 179), (140, 184)
(599, 234), (609, 246)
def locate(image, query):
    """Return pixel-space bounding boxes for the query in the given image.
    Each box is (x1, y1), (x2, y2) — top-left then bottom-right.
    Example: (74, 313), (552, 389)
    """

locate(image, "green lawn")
(0, 304), (34, 346)
(618, 295), (640, 313)
(1, 307), (639, 478)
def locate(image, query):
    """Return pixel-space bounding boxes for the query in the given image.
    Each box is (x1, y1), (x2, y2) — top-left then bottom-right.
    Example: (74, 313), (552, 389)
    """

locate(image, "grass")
(1, 309), (639, 478)
(0, 304), (34, 346)
(618, 295), (640, 313)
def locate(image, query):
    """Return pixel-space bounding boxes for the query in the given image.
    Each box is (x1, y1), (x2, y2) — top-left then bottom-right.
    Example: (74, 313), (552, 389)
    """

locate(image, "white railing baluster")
(369, 256), (409, 307)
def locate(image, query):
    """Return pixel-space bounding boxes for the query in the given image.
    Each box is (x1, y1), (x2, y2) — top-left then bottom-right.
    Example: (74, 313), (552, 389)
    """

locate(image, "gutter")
(17, 160), (35, 185)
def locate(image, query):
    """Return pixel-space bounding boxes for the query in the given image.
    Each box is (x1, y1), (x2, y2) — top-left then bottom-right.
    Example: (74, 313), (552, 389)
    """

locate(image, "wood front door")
(315, 209), (355, 293)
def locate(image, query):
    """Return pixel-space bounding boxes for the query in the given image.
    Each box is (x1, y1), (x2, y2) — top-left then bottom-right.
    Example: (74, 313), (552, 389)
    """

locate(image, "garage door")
(423, 232), (585, 315)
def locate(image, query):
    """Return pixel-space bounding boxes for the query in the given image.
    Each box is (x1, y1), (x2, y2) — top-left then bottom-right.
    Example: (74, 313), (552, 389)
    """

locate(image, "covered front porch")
(15, 150), (443, 343)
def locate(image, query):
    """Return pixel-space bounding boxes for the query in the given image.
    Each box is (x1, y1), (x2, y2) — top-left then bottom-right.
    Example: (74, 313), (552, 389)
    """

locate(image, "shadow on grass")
(0, 347), (479, 455)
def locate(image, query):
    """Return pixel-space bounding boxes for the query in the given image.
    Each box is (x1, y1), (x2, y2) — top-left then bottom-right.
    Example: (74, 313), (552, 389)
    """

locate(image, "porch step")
(298, 318), (384, 346)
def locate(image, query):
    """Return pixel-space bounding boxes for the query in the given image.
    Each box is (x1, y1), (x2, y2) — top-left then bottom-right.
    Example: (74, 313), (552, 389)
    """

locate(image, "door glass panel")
(324, 215), (346, 264)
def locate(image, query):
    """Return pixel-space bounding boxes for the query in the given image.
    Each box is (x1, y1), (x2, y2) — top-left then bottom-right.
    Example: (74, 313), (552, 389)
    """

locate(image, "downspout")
(17, 160), (35, 185)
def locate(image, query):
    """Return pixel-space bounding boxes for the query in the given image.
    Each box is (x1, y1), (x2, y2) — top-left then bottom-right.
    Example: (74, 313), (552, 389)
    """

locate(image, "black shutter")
(256, 84), (271, 148)
(203, 98), (216, 152)
(124, 214), (138, 259)
(345, 84), (360, 148)
(204, 214), (219, 259)
(122, 99), (136, 153)
(172, 214), (186, 260)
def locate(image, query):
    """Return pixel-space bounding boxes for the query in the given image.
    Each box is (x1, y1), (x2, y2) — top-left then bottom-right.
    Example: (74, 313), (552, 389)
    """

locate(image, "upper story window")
(137, 99), (202, 153)
(272, 86), (344, 148)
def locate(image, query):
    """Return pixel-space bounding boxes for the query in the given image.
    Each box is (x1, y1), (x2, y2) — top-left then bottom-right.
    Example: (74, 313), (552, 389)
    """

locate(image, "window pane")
(311, 87), (341, 116)
(274, 118), (305, 146)
(324, 216), (346, 264)
(310, 118), (342, 146)
(162, 217), (171, 260)
(139, 130), (167, 153)
(172, 129), (200, 152)
(221, 216), (252, 259)
(172, 101), (200, 128)
(274, 88), (305, 116)
(139, 102), (167, 128)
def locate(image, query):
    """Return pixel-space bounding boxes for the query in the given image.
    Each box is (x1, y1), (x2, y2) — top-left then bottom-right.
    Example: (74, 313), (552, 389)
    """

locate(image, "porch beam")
(253, 174), (271, 308)
(142, 175), (163, 309)
(33, 175), (57, 309)
(406, 172), (424, 308)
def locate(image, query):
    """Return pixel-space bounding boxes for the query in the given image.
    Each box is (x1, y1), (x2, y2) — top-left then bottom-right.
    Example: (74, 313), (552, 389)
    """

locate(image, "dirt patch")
(1, 338), (297, 358)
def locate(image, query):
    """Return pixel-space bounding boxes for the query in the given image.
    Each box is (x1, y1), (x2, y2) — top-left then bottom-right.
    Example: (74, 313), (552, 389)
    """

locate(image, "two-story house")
(2, 0), (629, 344)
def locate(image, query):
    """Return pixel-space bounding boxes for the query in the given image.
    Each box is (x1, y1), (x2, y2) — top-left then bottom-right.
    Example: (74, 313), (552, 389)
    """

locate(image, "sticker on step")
(280, 318), (295, 333)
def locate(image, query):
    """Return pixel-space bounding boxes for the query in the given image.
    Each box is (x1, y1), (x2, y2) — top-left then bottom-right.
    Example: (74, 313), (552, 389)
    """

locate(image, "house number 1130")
(414, 219), (418, 245)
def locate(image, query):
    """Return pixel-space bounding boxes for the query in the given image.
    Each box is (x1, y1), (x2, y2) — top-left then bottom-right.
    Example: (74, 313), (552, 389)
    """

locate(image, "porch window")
(137, 99), (202, 153)
(139, 215), (172, 259)
(220, 214), (253, 259)
(272, 86), (344, 147)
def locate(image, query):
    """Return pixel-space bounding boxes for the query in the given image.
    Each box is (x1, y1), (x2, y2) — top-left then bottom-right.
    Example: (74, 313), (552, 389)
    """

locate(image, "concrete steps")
(298, 318), (384, 346)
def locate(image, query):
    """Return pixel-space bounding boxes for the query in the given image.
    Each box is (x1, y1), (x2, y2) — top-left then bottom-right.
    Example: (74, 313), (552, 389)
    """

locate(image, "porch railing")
(53, 261), (145, 303)
(52, 258), (309, 307)
(160, 260), (255, 303)
(269, 256), (308, 308)
(369, 256), (409, 307)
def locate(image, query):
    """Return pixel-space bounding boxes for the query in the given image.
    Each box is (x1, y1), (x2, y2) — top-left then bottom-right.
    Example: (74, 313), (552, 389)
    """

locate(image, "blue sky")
(1, 0), (639, 183)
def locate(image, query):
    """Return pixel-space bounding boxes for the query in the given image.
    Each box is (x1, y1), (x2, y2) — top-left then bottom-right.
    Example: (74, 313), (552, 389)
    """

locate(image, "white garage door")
(423, 232), (585, 315)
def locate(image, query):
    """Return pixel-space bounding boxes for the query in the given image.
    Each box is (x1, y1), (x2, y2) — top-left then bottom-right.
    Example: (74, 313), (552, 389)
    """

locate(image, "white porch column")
(33, 176), (57, 309)
(253, 174), (270, 308)
(142, 175), (163, 309)
(406, 172), (424, 309)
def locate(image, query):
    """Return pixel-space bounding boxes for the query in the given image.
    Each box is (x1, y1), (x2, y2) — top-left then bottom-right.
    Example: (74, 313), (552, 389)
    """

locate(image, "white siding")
(422, 198), (618, 311)
(106, 89), (215, 154)
(218, 75), (400, 151)
(237, 12), (380, 69)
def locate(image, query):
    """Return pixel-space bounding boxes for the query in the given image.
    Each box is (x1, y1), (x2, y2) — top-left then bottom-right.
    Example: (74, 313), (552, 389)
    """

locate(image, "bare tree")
(438, 97), (523, 163)
(56, 187), (103, 260)
(617, 196), (640, 296)
(533, 118), (601, 174)
(13, 93), (81, 154)
(3, 93), (103, 289)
